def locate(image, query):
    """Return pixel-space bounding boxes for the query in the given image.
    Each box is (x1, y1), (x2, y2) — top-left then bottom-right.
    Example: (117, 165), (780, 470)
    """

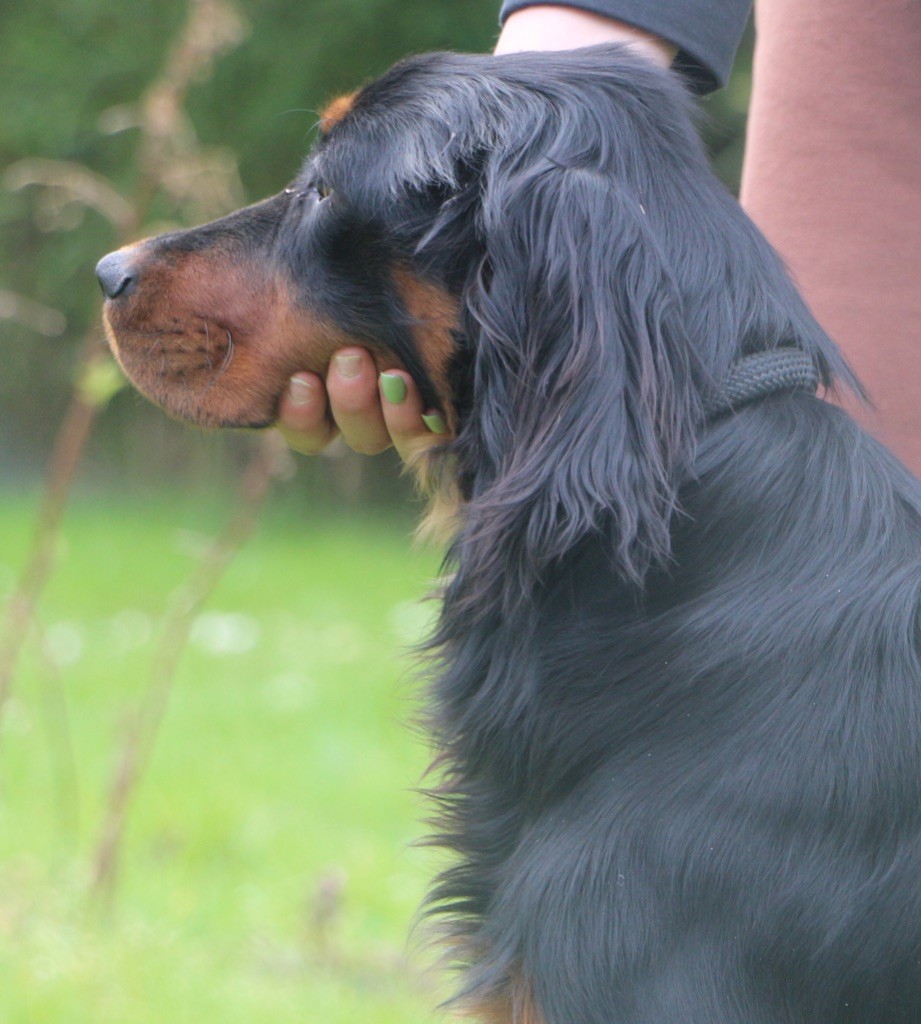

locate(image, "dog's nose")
(95, 251), (136, 299)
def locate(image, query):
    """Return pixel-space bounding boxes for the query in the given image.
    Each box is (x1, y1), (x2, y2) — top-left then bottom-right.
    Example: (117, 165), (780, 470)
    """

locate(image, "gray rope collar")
(702, 349), (820, 420)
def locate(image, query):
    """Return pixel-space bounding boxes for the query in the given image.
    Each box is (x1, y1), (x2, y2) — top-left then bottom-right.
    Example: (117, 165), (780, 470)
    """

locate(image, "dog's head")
(99, 46), (847, 599)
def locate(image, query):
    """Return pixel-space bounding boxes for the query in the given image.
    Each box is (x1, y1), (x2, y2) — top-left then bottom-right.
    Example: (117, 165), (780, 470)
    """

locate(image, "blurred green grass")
(0, 492), (445, 1022)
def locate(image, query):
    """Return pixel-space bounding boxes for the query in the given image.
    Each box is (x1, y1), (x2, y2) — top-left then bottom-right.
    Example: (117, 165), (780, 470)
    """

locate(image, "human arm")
(495, 5), (674, 64)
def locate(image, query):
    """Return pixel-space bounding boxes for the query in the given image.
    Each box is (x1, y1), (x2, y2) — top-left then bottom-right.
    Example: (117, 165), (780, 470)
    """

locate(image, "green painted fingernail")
(421, 412), (447, 434)
(380, 373), (406, 404)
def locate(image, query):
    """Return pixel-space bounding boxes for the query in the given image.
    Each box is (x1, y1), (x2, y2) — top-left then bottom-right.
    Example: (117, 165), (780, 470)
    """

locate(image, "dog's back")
(443, 394), (921, 1023)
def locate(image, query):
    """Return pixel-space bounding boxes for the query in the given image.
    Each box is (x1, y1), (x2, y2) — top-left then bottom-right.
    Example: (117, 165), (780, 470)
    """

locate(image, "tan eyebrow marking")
(319, 92), (357, 134)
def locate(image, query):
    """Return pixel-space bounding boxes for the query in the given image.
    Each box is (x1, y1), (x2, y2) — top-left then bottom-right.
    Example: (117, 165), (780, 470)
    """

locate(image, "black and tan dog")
(98, 47), (921, 1024)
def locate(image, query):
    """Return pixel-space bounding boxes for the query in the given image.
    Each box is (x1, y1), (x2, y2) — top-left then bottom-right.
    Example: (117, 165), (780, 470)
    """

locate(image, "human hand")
(275, 347), (447, 461)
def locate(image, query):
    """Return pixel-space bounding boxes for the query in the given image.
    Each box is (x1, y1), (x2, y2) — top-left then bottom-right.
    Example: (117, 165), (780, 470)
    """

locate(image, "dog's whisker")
(217, 330), (235, 376)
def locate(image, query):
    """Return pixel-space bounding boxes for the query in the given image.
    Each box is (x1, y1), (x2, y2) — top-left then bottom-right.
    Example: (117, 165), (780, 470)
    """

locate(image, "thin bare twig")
(0, 288), (67, 336)
(0, 0), (248, 738)
(33, 619), (82, 842)
(4, 160), (137, 235)
(0, 339), (110, 729)
(90, 432), (290, 905)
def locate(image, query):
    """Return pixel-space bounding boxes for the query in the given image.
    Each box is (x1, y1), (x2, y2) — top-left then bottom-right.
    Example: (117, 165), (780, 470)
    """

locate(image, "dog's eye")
(284, 184), (332, 203)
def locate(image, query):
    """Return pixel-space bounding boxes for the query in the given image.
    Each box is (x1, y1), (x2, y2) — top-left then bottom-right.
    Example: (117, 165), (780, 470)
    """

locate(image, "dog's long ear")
(324, 48), (852, 621)
(453, 126), (702, 607)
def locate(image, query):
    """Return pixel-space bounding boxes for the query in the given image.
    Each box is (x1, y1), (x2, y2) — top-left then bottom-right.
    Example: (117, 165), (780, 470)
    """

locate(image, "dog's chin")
(127, 375), (278, 431)
(106, 327), (283, 431)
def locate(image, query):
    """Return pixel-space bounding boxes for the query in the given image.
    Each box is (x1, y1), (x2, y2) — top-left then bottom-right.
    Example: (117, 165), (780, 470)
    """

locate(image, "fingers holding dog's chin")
(275, 372), (340, 454)
(325, 347), (394, 455)
(276, 355), (444, 462)
(378, 370), (447, 464)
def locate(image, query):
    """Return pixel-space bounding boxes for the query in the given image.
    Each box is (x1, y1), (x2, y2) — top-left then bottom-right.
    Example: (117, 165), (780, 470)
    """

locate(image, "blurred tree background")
(0, 0), (752, 500)
(0, 4), (752, 1020)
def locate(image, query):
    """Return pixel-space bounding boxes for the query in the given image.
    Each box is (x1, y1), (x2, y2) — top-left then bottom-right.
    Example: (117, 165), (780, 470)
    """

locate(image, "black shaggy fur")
(310, 49), (921, 1022)
(106, 45), (921, 1023)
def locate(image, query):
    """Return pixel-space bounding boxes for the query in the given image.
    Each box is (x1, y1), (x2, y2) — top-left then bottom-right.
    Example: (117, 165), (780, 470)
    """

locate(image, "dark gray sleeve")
(498, 0), (752, 93)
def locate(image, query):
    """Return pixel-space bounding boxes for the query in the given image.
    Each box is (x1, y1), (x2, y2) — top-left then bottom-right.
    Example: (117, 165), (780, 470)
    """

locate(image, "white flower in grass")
(190, 611), (260, 656)
(43, 621), (84, 667)
(108, 608), (153, 653)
